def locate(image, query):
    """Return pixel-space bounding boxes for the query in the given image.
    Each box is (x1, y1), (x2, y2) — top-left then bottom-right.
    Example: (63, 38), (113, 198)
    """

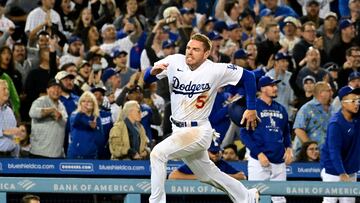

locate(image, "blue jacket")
(241, 98), (291, 164)
(320, 111), (360, 175)
(67, 112), (103, 159)
(209, 90), (232, 143)
(96, 109), (113, 159)
(140, 104), (153, 140)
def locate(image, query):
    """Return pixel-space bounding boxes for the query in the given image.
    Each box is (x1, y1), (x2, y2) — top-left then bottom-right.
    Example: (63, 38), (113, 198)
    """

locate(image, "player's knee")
(150, 145), (167, 162)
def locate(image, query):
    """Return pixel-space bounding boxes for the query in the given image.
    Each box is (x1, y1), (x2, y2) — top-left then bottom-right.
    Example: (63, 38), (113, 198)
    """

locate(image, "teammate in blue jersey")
(320, 86), (360, 203)
(241, 76), (292, 203)
(144, 33), (259, 203)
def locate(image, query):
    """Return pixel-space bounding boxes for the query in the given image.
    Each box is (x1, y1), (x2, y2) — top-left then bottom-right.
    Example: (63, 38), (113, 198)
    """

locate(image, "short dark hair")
(22, 194), (40, 203)
(301, 21), (316, 32)
(265, 22), (279, 33)
(223, 144), (237, 153)
(346, 46), (360, 57)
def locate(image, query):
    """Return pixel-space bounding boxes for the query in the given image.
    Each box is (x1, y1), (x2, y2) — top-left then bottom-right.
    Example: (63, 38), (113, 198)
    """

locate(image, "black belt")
(170, 117), (198, 128)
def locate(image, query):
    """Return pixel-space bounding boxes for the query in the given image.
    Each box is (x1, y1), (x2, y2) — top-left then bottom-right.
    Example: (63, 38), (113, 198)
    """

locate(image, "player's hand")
(283, 148), (293, 165)
(241, 109), (260, 130)
(151, 63), (168, 76)
(258, 153), (270, 167)
(339, 173), (350, 182)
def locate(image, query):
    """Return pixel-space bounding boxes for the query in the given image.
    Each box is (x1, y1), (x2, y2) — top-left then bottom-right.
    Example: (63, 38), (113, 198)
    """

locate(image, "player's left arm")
(236, 69), (258, 130)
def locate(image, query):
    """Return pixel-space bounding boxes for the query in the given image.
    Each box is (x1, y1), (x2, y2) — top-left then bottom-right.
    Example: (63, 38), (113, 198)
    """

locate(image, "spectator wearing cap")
(109, 100), (149, 160)
(233, 49), (249, 68)
(324, 62), (340, 88)
(180, 8), (196, 27)
(280, 17), (301, 54)
(0, 79), (24, 158)
(332, 71), (360, 112)
(73, 60), (91, 96)
(256, 23), (282, 67)
(67, 91), (103, 159)
(266, 52), (297, 121)
(55, 69), (78, 154)
(91, 87), (113, 160)
(294, 75), (316, 110)
(225, 23), (242, 51)
(29, 79), (67, 158)
(168, 142), (246, 180)
(213, 21), (229, 41)
(60, 35), (83, 67)
(338, 46), (360, 88)
(239, 8), (256, 42)
(296, 47), (329, 90)
(329, 19), (357, 66)
(317, 12), (340, 59)
(101, 68), (121, 122)
(299, 0), (324, 28)
(241, 76), (292, 203)
(320, 86), (360, 203)
(24, 0), (63, 34)
(181, 0), (206, 28)
(293, 81), (333, 155)
(293, 21), (326, 70)
(200, 16), (217, 35)
(208, 31), (230, 63)
(99, 23), (117, 55)
(112, 49), (137, 88)
(215, 0), (241, 25)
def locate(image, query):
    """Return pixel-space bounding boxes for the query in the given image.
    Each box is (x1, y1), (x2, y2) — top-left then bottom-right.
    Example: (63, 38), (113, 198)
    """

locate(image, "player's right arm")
(144, 55), (173, 84)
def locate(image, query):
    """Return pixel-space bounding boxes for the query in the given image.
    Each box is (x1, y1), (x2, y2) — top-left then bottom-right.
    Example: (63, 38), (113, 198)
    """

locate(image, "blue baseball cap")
(234, 49), (248, 59)
(207, 31), (223, 41)
(275, 52), (290, 60)
(208, 142), (221, 153)
(339, 19), (353, 30)
(68, 35), (81, 44)
(258, 76), (281, 89)
(205, 16), (217, 25)
(228, 23), (241, 31)
(101, 68), (117, 83)
(90, 86), (106, 95)
(214, 21), (228, 32)
(259, 8), (273, 18)
(112, 49), (128, 58)
(348, 71), (360, 81)
(162, 40), (176, 49)
(338, 86), (360, 100)
(179, 8), (195, 15)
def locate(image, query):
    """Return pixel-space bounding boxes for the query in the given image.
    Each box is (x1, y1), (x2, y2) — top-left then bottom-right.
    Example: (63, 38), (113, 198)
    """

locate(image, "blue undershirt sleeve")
(144, 67), (158, 84)
(237, 69), (257, 110)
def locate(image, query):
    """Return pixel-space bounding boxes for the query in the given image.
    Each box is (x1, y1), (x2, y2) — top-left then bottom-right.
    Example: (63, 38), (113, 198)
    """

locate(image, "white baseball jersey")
(155, 54), (243, 121)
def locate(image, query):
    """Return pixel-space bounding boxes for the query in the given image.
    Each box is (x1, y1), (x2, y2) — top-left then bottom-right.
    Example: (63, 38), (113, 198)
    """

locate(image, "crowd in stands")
(0, 0), (359, 171)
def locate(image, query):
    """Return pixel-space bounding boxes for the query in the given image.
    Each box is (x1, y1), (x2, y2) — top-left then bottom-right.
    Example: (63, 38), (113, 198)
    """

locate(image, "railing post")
(0, 192), (6, 202)
(124, 194), (141, 203)
(259, 195), (271, 203)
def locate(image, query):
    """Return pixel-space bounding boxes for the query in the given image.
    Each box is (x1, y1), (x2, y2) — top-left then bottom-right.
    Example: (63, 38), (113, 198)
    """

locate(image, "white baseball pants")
(149, 122), (257, 203)
(248, 156), (287, 203)
(321, 169), (356, 203)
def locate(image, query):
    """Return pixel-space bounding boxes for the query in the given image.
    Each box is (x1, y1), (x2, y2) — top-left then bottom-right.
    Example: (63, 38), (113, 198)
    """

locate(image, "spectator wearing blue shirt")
(91, 87), (113, 160)
(293, 81), (333, 154)
(67, 91), (103, 159)
(260, 0), (299, 21)
(320, 86), (360, 203)
(55, 70), (79, 154)
(168, 144), (246, 180)
(241, 76), (292, 203)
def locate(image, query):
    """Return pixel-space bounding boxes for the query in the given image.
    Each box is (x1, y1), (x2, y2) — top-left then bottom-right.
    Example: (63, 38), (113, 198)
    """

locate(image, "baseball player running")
(144, 33), (259, 203)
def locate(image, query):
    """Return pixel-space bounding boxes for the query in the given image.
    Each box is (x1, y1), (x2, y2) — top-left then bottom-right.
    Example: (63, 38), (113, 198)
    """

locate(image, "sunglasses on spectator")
(342, 99), (360, 105)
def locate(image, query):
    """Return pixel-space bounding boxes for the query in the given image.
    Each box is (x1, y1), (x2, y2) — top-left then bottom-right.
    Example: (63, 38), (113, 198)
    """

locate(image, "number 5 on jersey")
(196, 95), (208, 109)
